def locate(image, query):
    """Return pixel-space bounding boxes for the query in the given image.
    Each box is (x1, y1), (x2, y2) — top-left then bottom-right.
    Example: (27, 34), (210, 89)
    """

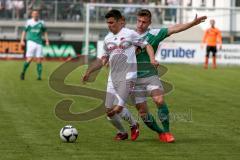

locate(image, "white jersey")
(100, 27), (148, 82)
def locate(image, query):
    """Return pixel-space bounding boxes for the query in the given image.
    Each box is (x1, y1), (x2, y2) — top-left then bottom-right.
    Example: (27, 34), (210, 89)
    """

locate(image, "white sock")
(118, 107), (137, 127)
(107, 114), (126, 133)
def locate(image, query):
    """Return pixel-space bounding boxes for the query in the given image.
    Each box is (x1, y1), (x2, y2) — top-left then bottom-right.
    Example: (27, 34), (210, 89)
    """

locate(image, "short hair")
(137, 9), (152, 19)
(105, 9), (122, 21)
(31, 9), (39, 13)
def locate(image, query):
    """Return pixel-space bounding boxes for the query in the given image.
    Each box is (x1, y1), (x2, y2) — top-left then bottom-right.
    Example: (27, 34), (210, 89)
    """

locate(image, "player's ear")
(149, 18), (152, 25)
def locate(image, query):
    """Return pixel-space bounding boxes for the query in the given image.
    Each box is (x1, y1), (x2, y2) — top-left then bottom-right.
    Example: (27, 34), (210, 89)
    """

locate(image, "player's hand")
(135, 47), (142, 55)
(200, 44), (204, 49)
(20, 40), (25, 46)
(150, 59), (159, 68)
(192, 14), (207, 26)
(219, 45), (222, 50)
(82, 72), (90, 84)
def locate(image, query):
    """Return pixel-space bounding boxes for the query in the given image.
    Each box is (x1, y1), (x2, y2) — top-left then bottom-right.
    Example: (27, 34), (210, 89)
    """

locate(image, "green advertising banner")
(0, 40), (97, 60)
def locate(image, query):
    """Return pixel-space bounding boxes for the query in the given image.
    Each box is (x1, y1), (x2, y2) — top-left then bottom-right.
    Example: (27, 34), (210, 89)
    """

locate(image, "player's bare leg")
(20, 57), (33, 80)
(115, 106), (139, 141)
(212, 56), (217, 69)
(106, 107), (128, 141)
(136, 102), (164, 136)
(36, 57), (43, 80)
(151, 89), (175, 143)
(106, 105), (139, 141)
(204, 56), (209, 69)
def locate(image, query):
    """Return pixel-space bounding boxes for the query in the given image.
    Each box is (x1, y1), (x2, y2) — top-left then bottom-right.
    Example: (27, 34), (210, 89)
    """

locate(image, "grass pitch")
(0, 60), (239, 160)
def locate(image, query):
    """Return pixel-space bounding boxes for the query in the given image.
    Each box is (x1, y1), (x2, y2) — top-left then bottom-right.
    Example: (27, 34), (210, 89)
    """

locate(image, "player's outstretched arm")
(82, 57), (107, 83)
(20, 31), (26, 46)
(44, 32), (50, 45)
(146, 44), (159, 67)
(168, 14), (207, 36)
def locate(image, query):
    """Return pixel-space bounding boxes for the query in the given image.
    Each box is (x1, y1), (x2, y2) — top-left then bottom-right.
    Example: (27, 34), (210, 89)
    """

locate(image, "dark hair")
(137, 9), (152, 19)
(105, 9), (122, 21)
(31, 9), (40, 13)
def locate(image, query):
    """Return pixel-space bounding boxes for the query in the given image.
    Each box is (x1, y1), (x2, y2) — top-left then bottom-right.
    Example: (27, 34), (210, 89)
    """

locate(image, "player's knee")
(106, 106), (124, 117)
(37, 60), (42, 63)
(26, 58), (33, 63)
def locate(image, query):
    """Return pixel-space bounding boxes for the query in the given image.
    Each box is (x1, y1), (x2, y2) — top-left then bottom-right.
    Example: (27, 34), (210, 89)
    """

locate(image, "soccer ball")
(59, 125), (78, 142)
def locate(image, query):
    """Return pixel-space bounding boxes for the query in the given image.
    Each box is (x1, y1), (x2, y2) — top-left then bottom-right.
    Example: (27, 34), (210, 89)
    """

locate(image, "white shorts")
(26, 41), (43, 58)
(134, 75), (164, 104)
(105, 80), (135, 108)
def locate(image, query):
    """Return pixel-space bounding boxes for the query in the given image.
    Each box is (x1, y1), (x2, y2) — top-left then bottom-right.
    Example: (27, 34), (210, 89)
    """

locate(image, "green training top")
(24, 19), (47, 45)
(137, 28), (168, 78)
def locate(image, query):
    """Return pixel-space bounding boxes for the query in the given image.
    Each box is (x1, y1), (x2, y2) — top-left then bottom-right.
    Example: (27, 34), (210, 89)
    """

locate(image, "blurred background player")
(135, 9), (207, 143)
(202, 19), (222, 69)
(20, 10), (49, 80)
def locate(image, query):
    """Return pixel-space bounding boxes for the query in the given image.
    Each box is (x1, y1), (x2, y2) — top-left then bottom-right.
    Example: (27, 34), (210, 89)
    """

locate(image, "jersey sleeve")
(150, 28), (168, 44)
(131, 30), (148, 49)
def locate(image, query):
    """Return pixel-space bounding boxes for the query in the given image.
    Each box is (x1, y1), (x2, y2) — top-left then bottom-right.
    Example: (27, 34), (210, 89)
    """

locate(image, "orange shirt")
(202, 27), (222, 47)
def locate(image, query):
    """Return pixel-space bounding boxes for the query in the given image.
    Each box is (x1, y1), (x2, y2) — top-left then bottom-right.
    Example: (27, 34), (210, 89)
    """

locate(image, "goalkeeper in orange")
(202, 19), (222, 69)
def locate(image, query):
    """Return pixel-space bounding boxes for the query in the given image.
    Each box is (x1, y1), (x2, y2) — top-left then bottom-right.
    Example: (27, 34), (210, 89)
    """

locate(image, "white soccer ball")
(60, 125), (78, 142)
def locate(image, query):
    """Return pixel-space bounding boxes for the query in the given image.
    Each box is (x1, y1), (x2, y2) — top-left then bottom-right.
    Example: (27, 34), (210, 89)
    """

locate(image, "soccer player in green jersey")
(20, 10), (49, 80)
(134, 9), (207, 143)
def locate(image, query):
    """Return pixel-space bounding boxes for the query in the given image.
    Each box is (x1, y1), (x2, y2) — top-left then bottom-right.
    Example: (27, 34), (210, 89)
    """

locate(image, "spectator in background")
(89, 0), (96, 21)
(0, 0), (5, 18)
(140, 0), (149, 4)
(155, 0), (163, 24)
(27, 0), (45, 19)
(71, 0), (83, 21)
(57, 0), (68, 20)
(5, 0), (13, 19)
(123, 0), (136, 15)
(28, 0), (43, 11)
(187, 0), (192, 6)
(166, 0), (179, 22)
(123, 0), (136, 22)
(12, 0), (24, 19)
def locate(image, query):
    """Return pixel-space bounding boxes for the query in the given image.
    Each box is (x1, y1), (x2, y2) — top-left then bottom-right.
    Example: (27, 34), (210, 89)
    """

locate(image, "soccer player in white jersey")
(20, 10), (49, 80)
(82, 9), (156, 141)
(134, 9), (207, 143)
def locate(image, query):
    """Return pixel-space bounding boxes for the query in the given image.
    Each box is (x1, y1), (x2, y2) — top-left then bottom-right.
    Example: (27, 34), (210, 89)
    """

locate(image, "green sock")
(142, 113), (163, 134)
(158, 103), (170, 132)
(37, 63), (42, 79)
(22, 62), (30, 74)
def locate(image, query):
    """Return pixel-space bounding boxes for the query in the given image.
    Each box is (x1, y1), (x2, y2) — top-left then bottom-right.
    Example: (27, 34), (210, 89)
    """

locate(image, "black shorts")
(206, 46), (217, 57)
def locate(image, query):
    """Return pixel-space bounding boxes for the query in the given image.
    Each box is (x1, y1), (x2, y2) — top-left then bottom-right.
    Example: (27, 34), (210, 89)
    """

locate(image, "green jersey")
(24, 19), (47, 45)
(137, 28), (168, 78)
